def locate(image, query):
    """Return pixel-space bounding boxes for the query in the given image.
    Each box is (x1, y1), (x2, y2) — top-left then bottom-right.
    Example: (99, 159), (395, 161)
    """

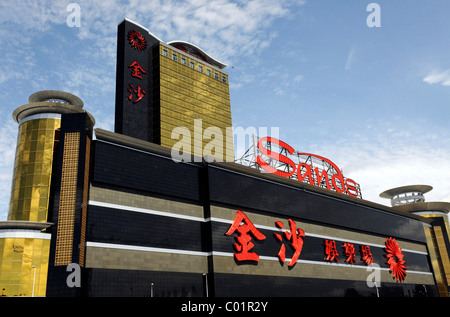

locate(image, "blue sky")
(0, 0), (449, 220)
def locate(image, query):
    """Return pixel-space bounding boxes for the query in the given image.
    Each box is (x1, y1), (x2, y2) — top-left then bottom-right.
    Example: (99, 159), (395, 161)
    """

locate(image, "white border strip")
(87, 241), (210, 257)
(0, 229), (51, 240)
(89, 200), (206, 222)
(86, 241), (432, 276)
(88, 200), (428, 255)
(19, 113), (61, 125)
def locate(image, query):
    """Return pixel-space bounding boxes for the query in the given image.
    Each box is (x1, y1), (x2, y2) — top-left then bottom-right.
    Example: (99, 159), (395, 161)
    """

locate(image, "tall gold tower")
(0, 90), (94, 296)
(157, 41), (234, 162)
(115, 19), (234, 162)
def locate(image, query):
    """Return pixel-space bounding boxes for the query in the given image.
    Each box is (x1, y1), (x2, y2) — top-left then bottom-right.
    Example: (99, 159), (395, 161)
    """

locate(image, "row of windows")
(162, 47), (228, 84)
(160, 59), (230, 95)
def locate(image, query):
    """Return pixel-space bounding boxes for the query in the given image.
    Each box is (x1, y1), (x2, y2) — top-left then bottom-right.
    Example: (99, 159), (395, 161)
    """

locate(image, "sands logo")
(256, 136), (360, 198)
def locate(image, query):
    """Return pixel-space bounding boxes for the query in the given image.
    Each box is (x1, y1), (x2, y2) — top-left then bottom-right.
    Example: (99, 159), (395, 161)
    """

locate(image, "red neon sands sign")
(256, 137), (360, 197)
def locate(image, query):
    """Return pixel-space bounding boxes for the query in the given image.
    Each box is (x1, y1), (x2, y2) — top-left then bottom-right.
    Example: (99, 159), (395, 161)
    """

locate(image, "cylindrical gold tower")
(0, 90), (94, 297)
(8, 90), (89, 221)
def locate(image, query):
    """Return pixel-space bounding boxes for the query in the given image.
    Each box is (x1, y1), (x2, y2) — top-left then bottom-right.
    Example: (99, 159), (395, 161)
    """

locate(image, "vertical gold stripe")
(434, 226), (450, 287)
(54, 132), (80, 266)
(424, 225), (449, 296)
(79, 136), (90, 266)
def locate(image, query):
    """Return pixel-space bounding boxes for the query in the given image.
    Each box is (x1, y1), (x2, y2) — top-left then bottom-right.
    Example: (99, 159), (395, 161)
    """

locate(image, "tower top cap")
(379, 185), (433, 199)
(29, 90), (84, 108)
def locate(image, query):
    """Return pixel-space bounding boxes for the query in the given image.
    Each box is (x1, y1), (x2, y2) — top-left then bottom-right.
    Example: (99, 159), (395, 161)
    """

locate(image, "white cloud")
(423, 69), (450, 86)
(25, 0), (303, 65)
(307, 121), (450, 207)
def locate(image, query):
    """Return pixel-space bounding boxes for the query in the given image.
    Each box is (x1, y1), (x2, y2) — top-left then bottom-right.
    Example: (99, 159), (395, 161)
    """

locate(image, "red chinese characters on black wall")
(127, 30), (147, 104)
(225, 210), (407, 282)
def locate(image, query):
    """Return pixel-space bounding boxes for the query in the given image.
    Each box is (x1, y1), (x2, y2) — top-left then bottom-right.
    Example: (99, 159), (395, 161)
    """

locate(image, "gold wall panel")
(158, 44), (234, 162)
(0, 235), (50, 297)
(54, 132), (80, 266)
(424, 225), (449, 296)
(8, 119), (60, 222)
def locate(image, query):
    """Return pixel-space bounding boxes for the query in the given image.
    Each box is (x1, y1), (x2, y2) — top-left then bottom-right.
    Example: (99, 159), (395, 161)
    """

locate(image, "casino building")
(0, 19), (449, 297)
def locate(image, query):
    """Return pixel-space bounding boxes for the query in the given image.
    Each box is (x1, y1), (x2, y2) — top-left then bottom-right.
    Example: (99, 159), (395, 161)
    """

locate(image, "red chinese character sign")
(225, 210), (266, 262)
(360, 245), (374, 265)
(129, 61), (147, 79)
(225, 210), (408, 285)
(274, 219), (305, 267)
(324, 239), (340, 262)
(226, 211), (306, 266)
(115, 20), (155, 142)
(384, 237), (407, 282)
(343, 242), (357, 264)
(128, 83), (146, 103)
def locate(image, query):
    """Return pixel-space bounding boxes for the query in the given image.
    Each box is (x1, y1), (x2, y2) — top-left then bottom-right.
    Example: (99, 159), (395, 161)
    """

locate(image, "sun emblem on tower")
(128, 29), (147, 51)
(384, 237), (407, 282)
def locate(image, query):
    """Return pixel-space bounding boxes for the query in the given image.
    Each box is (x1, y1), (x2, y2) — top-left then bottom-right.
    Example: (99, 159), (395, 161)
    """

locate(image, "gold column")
(8, 117), (60, 222)
(0, 90), (93, 296)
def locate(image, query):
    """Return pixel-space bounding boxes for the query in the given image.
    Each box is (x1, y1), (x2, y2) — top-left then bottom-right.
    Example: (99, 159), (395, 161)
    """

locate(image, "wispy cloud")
(423, 69), (450, 86)
(344, 47), (355, 71)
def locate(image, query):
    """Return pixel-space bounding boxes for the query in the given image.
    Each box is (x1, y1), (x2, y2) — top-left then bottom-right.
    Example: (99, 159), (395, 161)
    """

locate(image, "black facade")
(114, 19), (161, 143)
(46, 113), (93, 297)
(64, 130), (439, 297)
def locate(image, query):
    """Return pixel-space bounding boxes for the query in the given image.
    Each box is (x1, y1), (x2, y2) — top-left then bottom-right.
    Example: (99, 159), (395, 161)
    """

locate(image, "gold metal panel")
(8, 119), (60, 222)
(158, 45), (234, 162)
(423, 225), (449, 296)
(0, 236), (50, 297)
(54, 132), (80, 266)
(79, 136), (90, 267)
(434, 226), (450, 286)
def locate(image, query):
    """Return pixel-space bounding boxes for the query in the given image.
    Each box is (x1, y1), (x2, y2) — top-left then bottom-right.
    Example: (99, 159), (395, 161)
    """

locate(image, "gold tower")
(158, 41), (234, 162)
(115, 19), (234, 162)
(0, 90), (94, 296)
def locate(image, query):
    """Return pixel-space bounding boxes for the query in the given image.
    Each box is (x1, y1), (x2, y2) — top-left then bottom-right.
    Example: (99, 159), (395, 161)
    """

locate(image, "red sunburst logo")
(128, 30), (147, 51)
(384, 237), (407, 282)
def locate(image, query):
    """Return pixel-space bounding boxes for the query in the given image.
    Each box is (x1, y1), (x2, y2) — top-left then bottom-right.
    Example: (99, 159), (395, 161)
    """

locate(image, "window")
(172, 53), (178, 61)
(222, 75), (227, 83)
(214, 72), (219, 80)
(181, 57), (186, 65)
(198, 65), (203, 73)
(207, 69), (211, 76)
(162, 48), (168, 57)
(190, 61), (195, 69)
